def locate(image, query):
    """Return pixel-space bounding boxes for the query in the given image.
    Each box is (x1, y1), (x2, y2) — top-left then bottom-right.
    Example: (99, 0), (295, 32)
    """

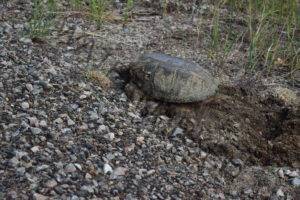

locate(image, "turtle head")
(129, 62), (152, 87)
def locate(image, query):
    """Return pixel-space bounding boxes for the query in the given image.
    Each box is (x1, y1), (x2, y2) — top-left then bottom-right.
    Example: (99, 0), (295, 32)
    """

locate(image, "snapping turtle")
(128, 52), (219, 103)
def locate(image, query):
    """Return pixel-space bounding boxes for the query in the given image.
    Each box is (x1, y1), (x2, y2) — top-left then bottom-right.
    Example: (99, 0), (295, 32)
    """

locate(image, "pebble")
(33, 193), (49, 200)
(25, 83), (34, 92)
(21, 102), (30, 109)
(113, 167), (128, 176)
(45, 179), (57, 188)
(74, 163), (82, 171)
(175, 155), (183, 162)
(244, 188), (253, 195)
(147, 169), (156, 176)
(19, 37), (32, 44)
(200, 151), (208, 159)
(79, 123), (88, 131)
(286, 170), (299, 177)
(277, 168), (284, 178)
(290, 177), (300, 187)
(81, 185), (94, 194)
(64, 163), (77, 173)
(276, 188), (284, 197)
(54, 118), (63, 124)
(103, 163), (113, 174)
(232, 159), (244, 166)
(30, 127), (42, 134)
(10, 157), (19, 167)
(28, 117), (39, 127)
(172, 127), (184, 137)
(16, 167), (26, 175)
(39, 120), (47, 127)
(85, 173), (92, 179)
(30, 146), (40, 153)
(98, 125), (107, 132)
(89, 112), (98, 120)
(67, 118), (75, 126)
(136, 136), (145, 145)
(36, 165), (49, 171)
(105, 132), (115, 141)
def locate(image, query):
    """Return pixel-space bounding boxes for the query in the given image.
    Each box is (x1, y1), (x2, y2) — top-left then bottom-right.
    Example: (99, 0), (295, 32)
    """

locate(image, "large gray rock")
(129, 53), (219, 103)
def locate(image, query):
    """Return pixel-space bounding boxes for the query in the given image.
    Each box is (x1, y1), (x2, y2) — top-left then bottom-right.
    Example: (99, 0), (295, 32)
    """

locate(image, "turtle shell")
(130, 52), (219, 103)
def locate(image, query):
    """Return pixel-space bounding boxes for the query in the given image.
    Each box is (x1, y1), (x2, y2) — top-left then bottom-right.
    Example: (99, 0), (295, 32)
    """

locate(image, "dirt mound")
(144, 83), (299, 167)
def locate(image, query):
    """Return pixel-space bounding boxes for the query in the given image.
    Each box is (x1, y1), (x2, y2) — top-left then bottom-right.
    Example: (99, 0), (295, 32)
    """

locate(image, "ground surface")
(0, 1), (299, 199)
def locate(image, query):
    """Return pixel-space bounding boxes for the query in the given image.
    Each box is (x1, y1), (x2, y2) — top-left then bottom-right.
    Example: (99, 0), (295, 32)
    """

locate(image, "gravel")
(0, 1), (298, 199)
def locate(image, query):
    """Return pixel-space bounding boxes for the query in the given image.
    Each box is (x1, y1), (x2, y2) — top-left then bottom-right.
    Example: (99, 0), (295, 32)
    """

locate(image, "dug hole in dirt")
(121, 72), (300, 167)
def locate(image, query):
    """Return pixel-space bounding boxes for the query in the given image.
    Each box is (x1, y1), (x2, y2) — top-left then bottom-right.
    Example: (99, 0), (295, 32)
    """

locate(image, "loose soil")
(127, 79), (300, 167)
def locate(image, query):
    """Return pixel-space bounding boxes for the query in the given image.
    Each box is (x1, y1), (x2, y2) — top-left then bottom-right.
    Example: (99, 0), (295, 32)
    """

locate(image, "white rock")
(26, 83), (34, 91)
(98, 125), (107, 132)
(39, 120), (47, 127)
(136, 136), (145, 145)
(79, 94), (87, 99)
(147, 169), (156, 176)
(276, 188), (284, 197)
(200, 151), (208, 159)
(74, 163), (82, 171)
(36, 165), (49, 171)
(19, 37), (32, 44)
(21, 102), (30, 109)
(286, 170), (299, 177)
(291, 177), (300, 186)
(103, 163), (113, 174)
(105, 132), (115, 141)
(31, 146), (40, 153)
(67, 118), (75, 126)
(113, 167), (128, 176)
(175, 155), (182, 162)
(277, 168), (285, 178)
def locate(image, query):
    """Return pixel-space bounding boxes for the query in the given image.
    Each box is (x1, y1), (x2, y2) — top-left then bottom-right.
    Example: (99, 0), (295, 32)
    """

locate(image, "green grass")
(123, 0), (134, 22)
(211, 0), (299, 71)
(28, 0), (57, 38)
(89, 0), (110, 26)
(71, 0), (84, 9)
(27, 0), (298, 73)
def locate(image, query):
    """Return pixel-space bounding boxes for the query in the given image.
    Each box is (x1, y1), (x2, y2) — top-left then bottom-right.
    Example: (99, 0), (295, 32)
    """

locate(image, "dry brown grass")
(85, 70), (112, 91)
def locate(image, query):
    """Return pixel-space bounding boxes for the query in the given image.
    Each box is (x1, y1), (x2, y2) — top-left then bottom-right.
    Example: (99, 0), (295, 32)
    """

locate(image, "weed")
(211, 2), (221, 49)
(28, 0), (57, 38)
(123, 0), (134, 22)
(209, 0), (298, 71)
(161, 0), (169, 17)
(89, 0), (110, 27)
(71, 0), (83, 9)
